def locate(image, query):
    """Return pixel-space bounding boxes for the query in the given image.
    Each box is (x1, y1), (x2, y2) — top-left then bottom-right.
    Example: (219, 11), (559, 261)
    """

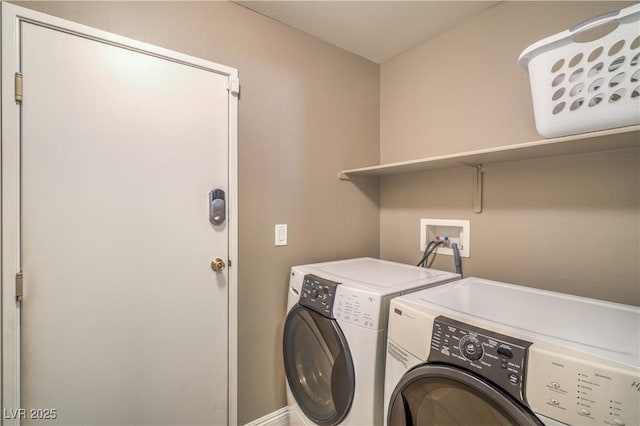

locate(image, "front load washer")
(283, 257), (460, 426)
(384, 277), (640, 426)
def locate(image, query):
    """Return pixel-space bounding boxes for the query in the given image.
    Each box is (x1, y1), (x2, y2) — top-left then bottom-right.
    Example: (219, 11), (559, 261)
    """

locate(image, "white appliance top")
(397, 277), (640, 368)
(300, 257), (460, 296)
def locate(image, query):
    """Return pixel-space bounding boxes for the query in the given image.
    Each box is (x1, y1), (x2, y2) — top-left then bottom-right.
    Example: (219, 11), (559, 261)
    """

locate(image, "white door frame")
(0, 3), (239, 424)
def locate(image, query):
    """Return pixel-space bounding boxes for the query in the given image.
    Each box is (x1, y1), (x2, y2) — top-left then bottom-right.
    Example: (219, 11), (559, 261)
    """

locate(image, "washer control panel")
(527, 349), (640, 426)
(298, 274), (339, 318)
(428, 315), (533, 405)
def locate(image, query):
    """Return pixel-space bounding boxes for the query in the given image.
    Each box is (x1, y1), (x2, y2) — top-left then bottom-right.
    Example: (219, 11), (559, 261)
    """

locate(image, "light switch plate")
(275, 224), (288, 246)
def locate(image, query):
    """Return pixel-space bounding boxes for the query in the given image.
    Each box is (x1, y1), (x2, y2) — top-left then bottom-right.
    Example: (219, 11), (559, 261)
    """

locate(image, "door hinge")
(15, 272), (23, 301)
(227, 77), (240, 98)
(15, 72), (23, 104)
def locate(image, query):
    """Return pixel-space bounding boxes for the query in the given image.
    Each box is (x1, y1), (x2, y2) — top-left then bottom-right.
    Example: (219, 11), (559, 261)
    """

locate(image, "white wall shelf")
(338, 125), (640, 180)
(338, 125), (639, 213)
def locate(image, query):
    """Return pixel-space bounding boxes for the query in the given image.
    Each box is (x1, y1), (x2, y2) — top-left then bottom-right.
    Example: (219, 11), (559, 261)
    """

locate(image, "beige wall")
(379, 1), (640, 305)
(14, 2), (380, 423)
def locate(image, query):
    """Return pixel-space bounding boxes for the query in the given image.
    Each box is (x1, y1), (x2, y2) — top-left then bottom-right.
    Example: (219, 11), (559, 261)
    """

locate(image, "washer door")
(283, 305), (355, 426)
(387, 364), (544, 426)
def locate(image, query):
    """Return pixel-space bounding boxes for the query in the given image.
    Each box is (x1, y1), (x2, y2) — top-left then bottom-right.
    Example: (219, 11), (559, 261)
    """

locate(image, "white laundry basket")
(519, 4), (640, 138)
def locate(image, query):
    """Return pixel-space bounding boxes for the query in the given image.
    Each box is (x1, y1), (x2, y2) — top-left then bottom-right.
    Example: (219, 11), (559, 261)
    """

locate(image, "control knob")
(459, 335), (483, 361)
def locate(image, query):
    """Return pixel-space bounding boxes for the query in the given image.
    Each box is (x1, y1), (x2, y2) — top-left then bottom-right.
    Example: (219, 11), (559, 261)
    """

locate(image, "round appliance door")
(283, 304), (355, 426)
(387, 364), (544, 426)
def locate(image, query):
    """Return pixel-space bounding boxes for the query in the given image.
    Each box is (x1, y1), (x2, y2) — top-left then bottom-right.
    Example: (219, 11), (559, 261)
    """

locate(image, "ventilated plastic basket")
(519, 4), (640, 138)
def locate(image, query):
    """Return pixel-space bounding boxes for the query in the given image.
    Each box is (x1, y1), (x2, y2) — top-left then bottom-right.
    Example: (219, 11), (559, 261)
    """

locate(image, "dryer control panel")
(428, 315), (533, 405)
(299, 274), (339, 318)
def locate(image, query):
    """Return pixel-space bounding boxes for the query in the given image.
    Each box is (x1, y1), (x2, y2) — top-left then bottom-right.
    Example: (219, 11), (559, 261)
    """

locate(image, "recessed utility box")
(420, 219), (470, 258)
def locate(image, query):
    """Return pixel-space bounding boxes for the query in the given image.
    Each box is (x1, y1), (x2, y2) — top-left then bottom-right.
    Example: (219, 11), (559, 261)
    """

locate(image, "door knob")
(211, 258), (226, 272)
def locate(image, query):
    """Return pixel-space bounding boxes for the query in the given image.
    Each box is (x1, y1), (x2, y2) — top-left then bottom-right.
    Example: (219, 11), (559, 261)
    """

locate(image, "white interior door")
(2, 6), (237, 425)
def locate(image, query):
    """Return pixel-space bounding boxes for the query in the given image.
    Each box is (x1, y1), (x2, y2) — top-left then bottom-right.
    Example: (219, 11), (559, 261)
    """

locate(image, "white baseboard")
(243, 406), (289, 426)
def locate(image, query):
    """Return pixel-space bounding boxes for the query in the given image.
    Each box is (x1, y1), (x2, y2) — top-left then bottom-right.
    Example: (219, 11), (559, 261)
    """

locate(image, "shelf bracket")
(338, 171), (351, 181)
(472, 164), (483, 213)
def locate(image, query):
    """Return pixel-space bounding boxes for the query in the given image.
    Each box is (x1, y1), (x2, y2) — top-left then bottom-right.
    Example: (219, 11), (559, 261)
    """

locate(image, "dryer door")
(283, 305), (355, 426)
(387, 364), (544, 426)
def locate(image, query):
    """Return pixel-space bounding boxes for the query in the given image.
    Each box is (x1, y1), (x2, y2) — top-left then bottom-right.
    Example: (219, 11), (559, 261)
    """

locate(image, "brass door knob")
(211, 258), (226, 272)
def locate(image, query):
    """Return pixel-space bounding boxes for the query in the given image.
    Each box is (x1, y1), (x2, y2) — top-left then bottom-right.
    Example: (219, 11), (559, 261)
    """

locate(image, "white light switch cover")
(275, 224), (287, 246)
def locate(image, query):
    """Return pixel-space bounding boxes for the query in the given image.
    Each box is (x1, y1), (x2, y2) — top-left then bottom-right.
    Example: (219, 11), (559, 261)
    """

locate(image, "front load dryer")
(283, 257), (460, 426)
(384, 277), (640, 426)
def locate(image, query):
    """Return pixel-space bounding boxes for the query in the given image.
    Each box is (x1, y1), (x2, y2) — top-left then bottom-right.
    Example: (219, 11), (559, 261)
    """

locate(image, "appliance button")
(613, 420), (625, 426)
(578, 408), (591, 416)
(550, 399), (559, 406)
(550, 382), (561, 389)
(497, 347), (514, 359)
(508, 374), (519, 385)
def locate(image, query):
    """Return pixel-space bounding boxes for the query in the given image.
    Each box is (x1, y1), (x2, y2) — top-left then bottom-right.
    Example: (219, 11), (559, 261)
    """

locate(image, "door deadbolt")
(211, 258), (226, 272)
(209, 189), (226, 226)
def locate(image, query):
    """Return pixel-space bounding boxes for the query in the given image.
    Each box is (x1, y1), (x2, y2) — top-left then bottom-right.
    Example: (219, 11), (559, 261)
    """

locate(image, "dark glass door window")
(283, 305), (355, 426)
(388, 364), (543, 426)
